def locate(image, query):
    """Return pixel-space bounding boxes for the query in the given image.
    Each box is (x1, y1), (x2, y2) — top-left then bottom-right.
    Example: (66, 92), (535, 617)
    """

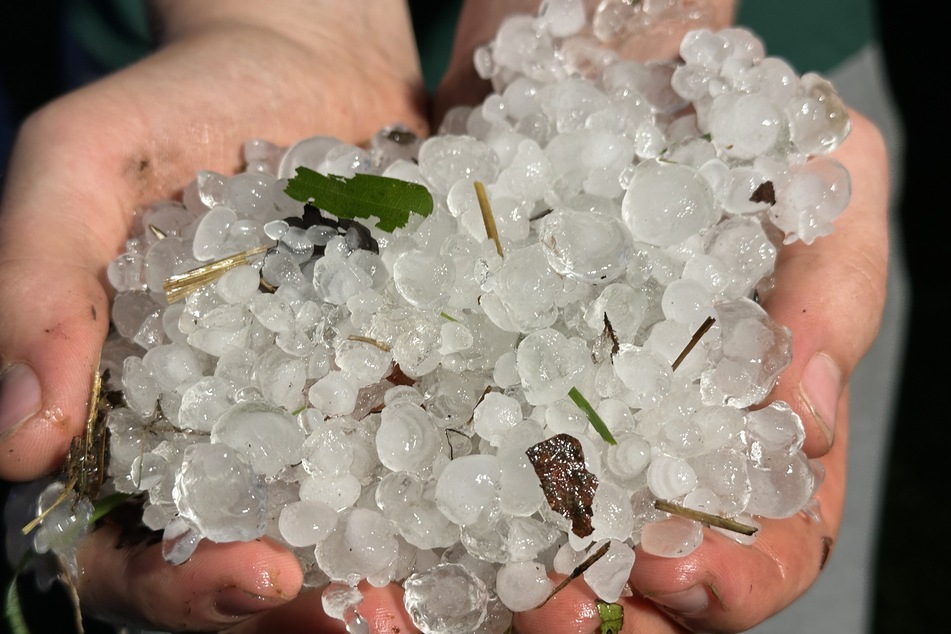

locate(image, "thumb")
(761, 110), (889, 457)
(0, 112), (121, 480)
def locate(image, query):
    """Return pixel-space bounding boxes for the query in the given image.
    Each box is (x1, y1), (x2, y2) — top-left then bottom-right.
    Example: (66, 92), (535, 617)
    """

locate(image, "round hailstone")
(769, 156), (850, 245)
(621, 159), (718, 247)
(786, 72), (851, 155)
(417, 135), (499, 196)
(746, 451), (815, 518)
(707, 92), (785, 160)
(495, 561), (553, 612)
(278, 500), (338, 547)
(172, 443), (267, 543)
(375, 402), (443, 473)
(583, 540), (636, 603)
(211, 402), (305, 477)
(403, 563), (489, 634)
(640, 516), (704, 558)
(315, 508), (399, 586)
(516, 328), (588, 405)
(434, 454), (501, 526)
(647, 454), (698, 500)
(538, 208), (633, 283)
(393, 249), (456, 309)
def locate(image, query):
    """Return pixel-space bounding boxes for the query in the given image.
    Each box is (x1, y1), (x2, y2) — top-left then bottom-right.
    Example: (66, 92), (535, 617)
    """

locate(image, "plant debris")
(542, 541), (611, 605)
(568, 387), (617, 445)
(653, 499), (758, 536)
(284, 168), (433, 232)
(671, 316), (716, 371)
(474, 181), (504, 257)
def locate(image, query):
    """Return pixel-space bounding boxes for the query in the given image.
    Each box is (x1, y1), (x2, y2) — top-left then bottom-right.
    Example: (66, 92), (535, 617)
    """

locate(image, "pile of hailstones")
(32, 3), (851, 633)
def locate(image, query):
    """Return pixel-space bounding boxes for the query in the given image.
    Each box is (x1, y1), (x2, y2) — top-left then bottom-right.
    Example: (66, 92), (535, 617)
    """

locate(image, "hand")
(0, 0), (427, 630)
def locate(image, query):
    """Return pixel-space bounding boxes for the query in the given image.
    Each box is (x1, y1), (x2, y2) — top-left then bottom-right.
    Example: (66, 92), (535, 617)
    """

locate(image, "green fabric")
(737, 0), (876, 74)
(64, 1), (876, 90)
(65, 0), (151, 70)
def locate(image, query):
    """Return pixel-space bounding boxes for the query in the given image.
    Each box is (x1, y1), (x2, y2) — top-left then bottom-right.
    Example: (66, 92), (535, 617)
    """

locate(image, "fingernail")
(650, 585), (709, 615)
(0, 364), (42, 437)
(213, 587), (286, 618)
(800, 353), (842, 446)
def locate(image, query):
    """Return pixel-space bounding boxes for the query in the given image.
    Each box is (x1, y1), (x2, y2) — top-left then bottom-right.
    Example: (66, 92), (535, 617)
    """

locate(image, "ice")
(786, 72), (851, 155)
(612, 345), (671, 410)
(173, 443), (267, 543)
(538, 0), (585, 37)
(435, 454), (501, 526)
(622, 160), (718, 247)
(647, 454), (698, 500)
(403, 563), (489, 634)
(376, 402), (443, 473)
(538, 209), (632, 283)
(279, 500), (338, 547)
(461, 515), (560, 564)
(746, 401), (806, 460)
(418, 136), (500, 196)
(87, 8), (853, 612)
(473, 393), (522, 447)
(107, 252), (147, 292)
(315, 508), (399, 586)
(707, 93), (785, 161)
(590, 481), (635, 542)
(640, 515), (703, 557)
(516, 329), (588, 405)
(211, 402), (304, 477)
(704, 216), (776, 299)
(746, 451), (815, 518)
(112, 291), (160, 340)
(769, 156), (850, 244)
(495, 561), (553, 612)
(583, 539), (635, 603)
(193, 205), (236, 261)
(393, 250), (456, 310)
(700, 298), (791, 408)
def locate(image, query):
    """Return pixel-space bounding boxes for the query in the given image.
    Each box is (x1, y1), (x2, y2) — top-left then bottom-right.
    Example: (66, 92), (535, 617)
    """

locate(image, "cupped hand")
(0, 0), (428, 479)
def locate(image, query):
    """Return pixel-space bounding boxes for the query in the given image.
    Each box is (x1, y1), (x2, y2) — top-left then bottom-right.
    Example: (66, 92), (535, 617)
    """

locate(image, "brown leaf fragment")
(526, 433), (599, 538)
(750, 180), (776, 205)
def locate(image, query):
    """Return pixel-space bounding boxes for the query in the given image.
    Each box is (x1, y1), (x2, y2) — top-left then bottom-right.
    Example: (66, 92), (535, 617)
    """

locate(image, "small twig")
(346, 335), (391, 352)
(148, 224), (167, 240)
(542, 541), (612, 605)
(653, 500), (758, 536)
(474, 181), (503, 257)
(464, 386), (494, 426)
(163, 244), (270, 304)
(671, 316), (715, 371)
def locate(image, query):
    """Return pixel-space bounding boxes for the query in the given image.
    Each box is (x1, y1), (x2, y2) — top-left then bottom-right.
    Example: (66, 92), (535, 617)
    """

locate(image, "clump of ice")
(23, 0), (853, 622)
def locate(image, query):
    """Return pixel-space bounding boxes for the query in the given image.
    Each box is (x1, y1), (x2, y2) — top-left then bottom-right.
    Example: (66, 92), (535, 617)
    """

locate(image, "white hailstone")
(622, 160), (718, 247)
(404, 563), (489, 634)
(640, 516), (704, 558)
(279, 500), (338, 547)
(211, 402), (305, 478)
(495, 561), (553, 612)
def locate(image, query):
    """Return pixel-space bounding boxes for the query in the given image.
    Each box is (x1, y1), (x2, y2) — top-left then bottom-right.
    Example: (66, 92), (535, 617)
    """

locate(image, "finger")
(761, 110), (889, 457)
(0, 114), (121, 479)
(76, 520), (303, 632)
(631, 392), (849, 632)
(224, 581), (417, 634)
(514, 572), (686, 634)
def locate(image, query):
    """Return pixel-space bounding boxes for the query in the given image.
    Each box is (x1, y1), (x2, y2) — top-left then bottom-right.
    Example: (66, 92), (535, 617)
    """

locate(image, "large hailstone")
(621, 159), (719, 246)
